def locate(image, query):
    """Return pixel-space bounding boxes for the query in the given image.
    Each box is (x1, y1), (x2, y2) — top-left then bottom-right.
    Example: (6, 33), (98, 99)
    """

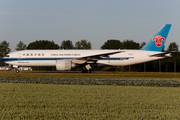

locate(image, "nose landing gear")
(15, 69), (20, 73)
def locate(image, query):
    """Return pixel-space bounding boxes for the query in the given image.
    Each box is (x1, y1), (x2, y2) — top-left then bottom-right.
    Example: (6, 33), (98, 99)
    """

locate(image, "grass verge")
(1, 77), (180, 87)
(0, 71), (180, 78)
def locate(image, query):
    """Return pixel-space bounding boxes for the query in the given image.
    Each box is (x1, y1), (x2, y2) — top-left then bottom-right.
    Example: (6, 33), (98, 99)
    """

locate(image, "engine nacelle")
(56, 60), (76, 71)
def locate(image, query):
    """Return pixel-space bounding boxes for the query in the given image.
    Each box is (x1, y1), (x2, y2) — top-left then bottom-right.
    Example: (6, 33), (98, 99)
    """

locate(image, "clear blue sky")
(1, 0), (180, 51)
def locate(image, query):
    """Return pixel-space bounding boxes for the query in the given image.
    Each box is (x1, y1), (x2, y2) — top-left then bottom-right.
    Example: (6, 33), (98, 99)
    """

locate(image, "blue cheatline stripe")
(1, 57), (76, 62)
(2, 57), (134, 62)
(99, 57), (134, 61)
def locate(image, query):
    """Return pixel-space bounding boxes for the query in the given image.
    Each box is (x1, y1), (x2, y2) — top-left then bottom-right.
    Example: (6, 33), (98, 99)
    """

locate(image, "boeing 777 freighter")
(2, 24), (172, 73)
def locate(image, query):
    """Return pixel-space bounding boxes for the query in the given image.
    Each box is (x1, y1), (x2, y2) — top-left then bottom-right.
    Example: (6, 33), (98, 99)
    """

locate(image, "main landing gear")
(82, 64), (95, 73)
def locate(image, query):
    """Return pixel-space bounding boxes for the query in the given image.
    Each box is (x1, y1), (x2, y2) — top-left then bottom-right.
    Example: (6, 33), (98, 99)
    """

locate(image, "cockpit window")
(5, 55), (10, 57)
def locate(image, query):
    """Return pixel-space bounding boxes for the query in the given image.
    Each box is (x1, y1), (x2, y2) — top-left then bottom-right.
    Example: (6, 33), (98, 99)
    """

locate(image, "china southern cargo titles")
(2, 24), (172, 73)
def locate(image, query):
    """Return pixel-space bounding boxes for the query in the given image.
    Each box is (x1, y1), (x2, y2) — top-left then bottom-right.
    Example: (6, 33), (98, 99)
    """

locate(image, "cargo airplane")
(2, 24), (172, 73)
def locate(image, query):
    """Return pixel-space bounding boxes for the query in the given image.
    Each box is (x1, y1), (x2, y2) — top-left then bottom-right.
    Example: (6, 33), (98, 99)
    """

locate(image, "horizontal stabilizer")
(150, 51), (176, 57)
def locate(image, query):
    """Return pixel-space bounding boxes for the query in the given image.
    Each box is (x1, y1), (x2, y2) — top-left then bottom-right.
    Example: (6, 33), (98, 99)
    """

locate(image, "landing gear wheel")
(89, 70), (95, 73)
(16, 69), (19, 73)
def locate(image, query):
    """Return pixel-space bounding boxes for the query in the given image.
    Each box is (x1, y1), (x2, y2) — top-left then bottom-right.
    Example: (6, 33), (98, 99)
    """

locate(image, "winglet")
(140, 24), (172, 52)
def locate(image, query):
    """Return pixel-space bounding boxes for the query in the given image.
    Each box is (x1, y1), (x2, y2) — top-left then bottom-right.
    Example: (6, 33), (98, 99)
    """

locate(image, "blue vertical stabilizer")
(140, 24), (171, 51)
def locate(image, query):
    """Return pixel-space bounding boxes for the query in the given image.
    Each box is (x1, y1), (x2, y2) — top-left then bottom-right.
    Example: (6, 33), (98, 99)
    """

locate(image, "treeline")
(0, 39), (179, 72)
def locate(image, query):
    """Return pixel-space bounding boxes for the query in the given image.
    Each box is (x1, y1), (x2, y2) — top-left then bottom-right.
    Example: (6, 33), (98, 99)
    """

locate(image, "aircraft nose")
(1, 57), (7, 62)
(1, 57), (5, 61)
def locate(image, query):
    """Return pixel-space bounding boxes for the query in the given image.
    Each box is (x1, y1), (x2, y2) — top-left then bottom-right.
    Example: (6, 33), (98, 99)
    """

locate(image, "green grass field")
(1, 83), (180, 119)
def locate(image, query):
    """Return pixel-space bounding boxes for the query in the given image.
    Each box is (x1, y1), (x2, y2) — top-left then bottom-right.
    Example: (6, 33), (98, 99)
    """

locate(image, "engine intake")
(56, 60), (75, 71)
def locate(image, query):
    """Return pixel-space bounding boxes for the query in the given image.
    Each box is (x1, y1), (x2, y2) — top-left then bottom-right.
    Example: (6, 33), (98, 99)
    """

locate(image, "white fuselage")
(2, 50), (170, 67)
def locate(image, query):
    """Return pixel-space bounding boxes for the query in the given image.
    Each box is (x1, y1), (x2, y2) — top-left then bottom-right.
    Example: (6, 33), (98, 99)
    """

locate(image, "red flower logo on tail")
(152, 35), (165, 47)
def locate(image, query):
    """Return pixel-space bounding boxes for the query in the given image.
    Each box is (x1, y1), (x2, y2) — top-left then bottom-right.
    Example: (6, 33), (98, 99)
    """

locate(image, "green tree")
(101, 39), (121, 49)
(121, 39), (139, 49)
(75, 39), (91, 49)
(60, 40), (74, 49)
(167, 42), (178, 52)
(0, 40), (11, 57)
(27, 40), (59, 49)
(166, 42), (179, 72)
(139, 42), (146, 49)
(0, 40), (11, 66)
(16, 41), (26, 51)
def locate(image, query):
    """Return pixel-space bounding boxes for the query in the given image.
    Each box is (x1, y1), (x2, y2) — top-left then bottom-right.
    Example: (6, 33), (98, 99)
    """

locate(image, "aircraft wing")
(150, 51), (177, 57)
(72, 51), (123, 64)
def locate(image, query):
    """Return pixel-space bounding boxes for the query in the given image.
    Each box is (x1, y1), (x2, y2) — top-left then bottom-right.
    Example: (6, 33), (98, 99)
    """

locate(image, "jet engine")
(56, 60), (76, 71)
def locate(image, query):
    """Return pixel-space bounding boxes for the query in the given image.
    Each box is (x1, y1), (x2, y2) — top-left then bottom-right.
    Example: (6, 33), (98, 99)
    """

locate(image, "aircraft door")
(17, 53), (21, 60)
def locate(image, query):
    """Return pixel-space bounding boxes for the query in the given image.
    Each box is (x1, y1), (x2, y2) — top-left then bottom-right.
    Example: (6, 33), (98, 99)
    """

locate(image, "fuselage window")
(23, 54), (25, 56)
(38, 53), (41, 56)
(34, 53), (37, 56)
(42, 53), (44, 56)
(31, 53), (33, 56)
(27, 53), (29, 56)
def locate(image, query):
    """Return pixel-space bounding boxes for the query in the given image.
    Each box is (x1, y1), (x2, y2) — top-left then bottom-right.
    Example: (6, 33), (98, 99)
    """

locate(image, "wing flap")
(72, 51), (123, 64)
